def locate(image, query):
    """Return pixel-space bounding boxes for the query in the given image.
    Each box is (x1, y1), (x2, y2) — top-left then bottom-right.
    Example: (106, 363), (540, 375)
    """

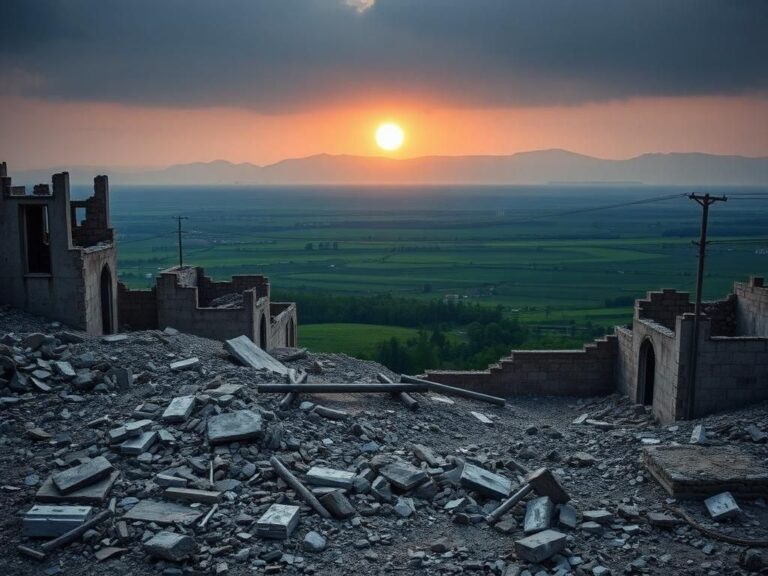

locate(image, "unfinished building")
(118, 266), (297, 348)
(0, 163), (117, 335)
(426, 277), (768, 423)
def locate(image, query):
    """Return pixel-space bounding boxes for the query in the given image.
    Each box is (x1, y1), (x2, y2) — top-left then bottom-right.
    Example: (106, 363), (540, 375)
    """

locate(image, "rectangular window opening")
(23, 205), (52, 274)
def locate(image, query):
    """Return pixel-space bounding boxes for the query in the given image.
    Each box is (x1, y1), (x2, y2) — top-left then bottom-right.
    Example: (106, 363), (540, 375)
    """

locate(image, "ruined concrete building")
(0, 163), (117, 335)
(427, 277), (768, 423)
(118, 266), (297, 348)
(0, 163), (297, 347)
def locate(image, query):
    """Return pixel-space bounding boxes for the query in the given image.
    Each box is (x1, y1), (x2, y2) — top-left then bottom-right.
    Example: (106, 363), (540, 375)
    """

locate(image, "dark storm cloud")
(1, 0), (766, 111)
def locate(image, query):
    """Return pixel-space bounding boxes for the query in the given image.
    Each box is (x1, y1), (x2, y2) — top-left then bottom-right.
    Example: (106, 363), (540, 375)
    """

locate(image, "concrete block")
(256, 504), (300, 539)
(207, 410), (264, 444)
(162, 396), (195, 423)
(170, 357), (199, 371)
(164, 487), (221, 504)
(460, 463), (512, 499)
(514, 529), (566, 563)
(380, 462), (428, 491)
(120, 430), (158, 455)
(23, 505), (93, 537)
(144, 531), (197, 561)
(52, 456), (113, 495)
(704, 492), (741, 520)
(123, 500), (203, 525)
(306, 466), (356, 489)
(524, 496), (554, 534)
(526, 467), (570, 504)
(319, 490), (356, 519)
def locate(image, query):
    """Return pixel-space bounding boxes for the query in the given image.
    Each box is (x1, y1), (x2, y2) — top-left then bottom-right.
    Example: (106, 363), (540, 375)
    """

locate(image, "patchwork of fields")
(96, 184), (768, 348)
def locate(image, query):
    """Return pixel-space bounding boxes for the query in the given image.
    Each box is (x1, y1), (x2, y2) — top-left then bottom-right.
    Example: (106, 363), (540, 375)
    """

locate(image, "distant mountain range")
(13, 149), (768, 186)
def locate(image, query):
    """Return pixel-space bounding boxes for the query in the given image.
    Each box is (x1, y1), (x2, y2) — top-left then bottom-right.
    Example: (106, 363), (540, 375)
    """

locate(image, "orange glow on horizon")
(1, 95), (767, 170)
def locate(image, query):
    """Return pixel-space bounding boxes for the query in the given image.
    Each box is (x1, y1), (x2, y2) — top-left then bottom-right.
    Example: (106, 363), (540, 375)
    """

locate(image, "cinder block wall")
(197, 271), (270, 306)
(425, 334), (617, 397)
(269, 303), (298, 348)
(735, 277), (768, 337)
(118, 282), (158, 330)
(694, 317), (768, 416)
(636, 289), (694, 330)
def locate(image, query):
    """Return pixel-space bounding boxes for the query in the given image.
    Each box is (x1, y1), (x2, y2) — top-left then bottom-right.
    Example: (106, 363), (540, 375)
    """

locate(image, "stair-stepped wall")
(425, 334), (618, 397)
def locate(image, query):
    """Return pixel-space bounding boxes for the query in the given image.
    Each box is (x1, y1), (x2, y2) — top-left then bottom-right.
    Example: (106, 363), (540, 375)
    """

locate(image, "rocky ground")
(1, 305), (768, 576)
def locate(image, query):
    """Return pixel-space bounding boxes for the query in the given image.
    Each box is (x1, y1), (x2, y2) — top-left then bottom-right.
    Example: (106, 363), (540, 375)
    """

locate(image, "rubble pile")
(1, 306), (768, 576)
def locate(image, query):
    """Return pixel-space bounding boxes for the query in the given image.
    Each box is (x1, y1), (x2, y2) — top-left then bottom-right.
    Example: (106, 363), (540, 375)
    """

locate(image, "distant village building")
(0, 163), (297, 347)
(427, 278), (768, 423)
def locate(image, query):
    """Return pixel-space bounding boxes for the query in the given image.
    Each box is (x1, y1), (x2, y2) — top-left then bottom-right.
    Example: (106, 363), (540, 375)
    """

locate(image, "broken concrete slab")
(169, 357), (199, 371)
(460, 462), (512, 499)
(207, 410), (264, 444)
(514, 529), (567, 563)
(164, 487), (222, 504)
(643, 445), (768, 498)
(524, 496), (554, 535)
(526, 467), (570, 504)
(144, 531), (197, 561)
(256, 503), (300, 539)
(704, 492), (741, 521)
(123, 500), (203, 525)
(470, 411), (494, 426)
(319, 490), (356, 519)
(156, 474), (188, 488)
(102, 334), (128, 344)
(52, 456), (113, 495)
(306, 466), (356, 489)
(162, 396), (196, 423)
(36, 471), (120, 504)
(120, 430), (158, 455)
(380, 462), (428, 491)
(690, 424), (708, 445)
(22, 505), (93, 537)
(225, 335), (289, 376)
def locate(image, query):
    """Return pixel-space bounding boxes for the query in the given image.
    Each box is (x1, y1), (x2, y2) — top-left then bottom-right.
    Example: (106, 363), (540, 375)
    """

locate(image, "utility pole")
(174, 216), (188, 268)
(686, 193), (727, 419)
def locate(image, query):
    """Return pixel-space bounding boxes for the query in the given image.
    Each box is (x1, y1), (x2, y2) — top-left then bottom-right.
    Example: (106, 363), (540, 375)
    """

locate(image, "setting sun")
(375, 122), (405, 151)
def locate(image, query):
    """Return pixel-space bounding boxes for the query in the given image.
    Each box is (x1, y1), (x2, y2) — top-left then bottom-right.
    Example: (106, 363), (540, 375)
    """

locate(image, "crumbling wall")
(70, 176), (114, 247)
(702, 294), (738, 337)
(155, 267), (269, 342)
(269, 303), (298, 348)
(118, 282), (158, 330)
(735, 277), (768, 337)
(426, 334), (617, 398)
(614, 326), (635, 398)
(694, 317), (768, 416)
(0, 168), (117, 334)
(631, 317), (690, 424)
(636, 289), (693, 331)
(196, 271), (270, 307)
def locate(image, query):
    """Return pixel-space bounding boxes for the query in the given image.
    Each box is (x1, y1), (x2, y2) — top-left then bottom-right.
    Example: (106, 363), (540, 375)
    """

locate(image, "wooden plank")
(401, 375), (506, 406)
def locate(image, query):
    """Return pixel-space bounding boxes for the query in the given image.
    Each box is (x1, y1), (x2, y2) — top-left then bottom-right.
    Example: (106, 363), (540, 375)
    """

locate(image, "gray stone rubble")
(1, 306), (768, 575)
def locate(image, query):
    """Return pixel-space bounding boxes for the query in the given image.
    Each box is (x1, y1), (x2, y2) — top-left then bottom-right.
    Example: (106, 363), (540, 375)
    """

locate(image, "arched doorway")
(259, 313), (267, 349)
(638, 339), (656, 406)
(100, 265), (114, 335)
(286, 318), (296, 347)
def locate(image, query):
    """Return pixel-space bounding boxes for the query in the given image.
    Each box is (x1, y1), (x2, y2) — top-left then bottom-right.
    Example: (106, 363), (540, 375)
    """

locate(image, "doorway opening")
(22, 205), (52, 273)
(100, 265), (113, 334)
(259, 313), (267, 349)
(638, 339), (656, 406)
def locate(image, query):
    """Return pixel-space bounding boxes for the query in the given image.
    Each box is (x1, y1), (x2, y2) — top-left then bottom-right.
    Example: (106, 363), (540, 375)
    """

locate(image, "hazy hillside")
(14, 150), (768, 186)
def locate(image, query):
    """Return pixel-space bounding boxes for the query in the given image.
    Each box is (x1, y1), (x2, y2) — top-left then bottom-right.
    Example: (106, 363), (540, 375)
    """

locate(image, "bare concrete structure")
(118, 266), (297, 348)
(427, 277), (768, 423)
(0, 163), (117, 334)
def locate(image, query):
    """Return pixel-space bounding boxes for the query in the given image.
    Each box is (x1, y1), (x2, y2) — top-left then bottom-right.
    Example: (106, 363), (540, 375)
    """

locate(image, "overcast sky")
(1, 0), (767, 169)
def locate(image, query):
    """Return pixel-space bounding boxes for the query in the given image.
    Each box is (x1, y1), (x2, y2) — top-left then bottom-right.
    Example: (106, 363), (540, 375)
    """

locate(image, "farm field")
(83, 184), (768, 351)
(298, 323), (422, 357)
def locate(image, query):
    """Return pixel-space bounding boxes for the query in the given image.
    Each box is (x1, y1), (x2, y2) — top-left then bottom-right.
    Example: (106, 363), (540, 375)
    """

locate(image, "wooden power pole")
(686, 193), (727, 419)
(174, 216), (188, 268)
